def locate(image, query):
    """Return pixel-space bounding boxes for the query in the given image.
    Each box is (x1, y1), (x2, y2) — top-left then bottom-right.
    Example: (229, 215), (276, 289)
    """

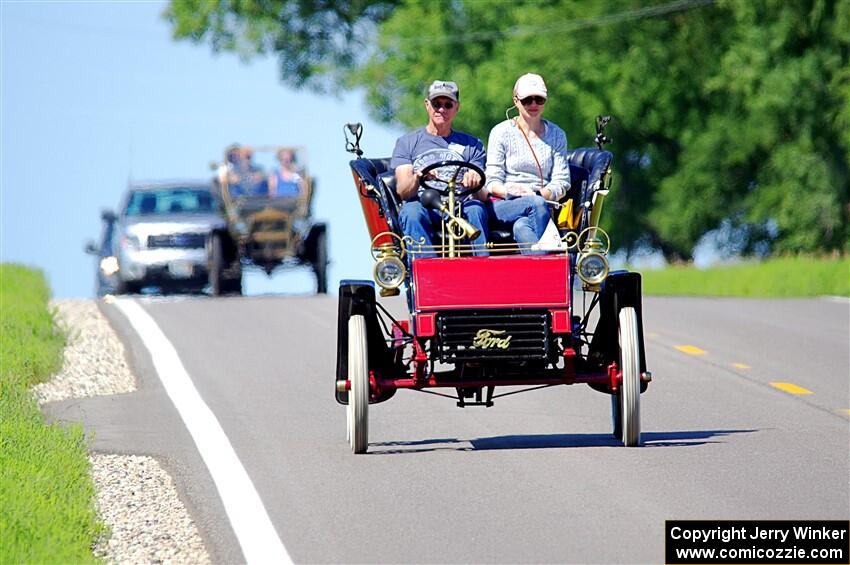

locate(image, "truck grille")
(148, 233), (206, 249)
(436, 309), (550, 363)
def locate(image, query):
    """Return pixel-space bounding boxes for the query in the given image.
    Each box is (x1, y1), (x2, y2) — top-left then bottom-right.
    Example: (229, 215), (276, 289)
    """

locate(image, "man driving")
(391, 80), (489, 257)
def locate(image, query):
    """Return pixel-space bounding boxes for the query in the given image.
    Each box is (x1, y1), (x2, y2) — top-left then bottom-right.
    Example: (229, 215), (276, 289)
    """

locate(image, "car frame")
(109, 181), (226, 294)
(337, 118), (651, 453)
(84, 209), (121, 296)
(209, 145), (329, 295)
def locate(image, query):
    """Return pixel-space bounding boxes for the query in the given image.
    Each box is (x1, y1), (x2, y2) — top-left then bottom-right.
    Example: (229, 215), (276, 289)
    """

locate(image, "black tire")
(209, 233), (224, 296)
(312, 230), (328, 294)
(348, 314), (369, 453)
(114, 280), (141, 295)
(610, 392), (622, 440)
(223, 274), (243, 295)
(105, 280), (121, 296)
(618, 306), (641, 446)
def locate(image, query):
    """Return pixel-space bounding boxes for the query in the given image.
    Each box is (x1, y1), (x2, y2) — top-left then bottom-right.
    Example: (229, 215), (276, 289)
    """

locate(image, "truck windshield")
(125, 188), (215, 216)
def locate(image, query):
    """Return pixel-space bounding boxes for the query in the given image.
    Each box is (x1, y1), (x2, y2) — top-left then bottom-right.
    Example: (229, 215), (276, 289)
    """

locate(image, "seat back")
(564, 147), (613, 230)
(567, 147), (612, 201)
(367, 157), (391, 176)
(349, 157), (403, 241)
(360, 157), (400, 203)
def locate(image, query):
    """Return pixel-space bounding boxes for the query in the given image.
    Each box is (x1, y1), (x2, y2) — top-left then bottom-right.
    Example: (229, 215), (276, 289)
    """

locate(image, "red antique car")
(337, 119), (650, 453)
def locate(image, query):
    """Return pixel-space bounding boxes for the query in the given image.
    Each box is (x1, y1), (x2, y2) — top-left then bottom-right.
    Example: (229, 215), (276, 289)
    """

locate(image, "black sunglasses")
(519, 96), (546, 106)
(430, 100), (455, 110)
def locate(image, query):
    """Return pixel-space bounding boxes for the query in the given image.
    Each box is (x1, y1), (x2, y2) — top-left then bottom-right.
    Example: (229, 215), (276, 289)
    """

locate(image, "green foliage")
(0, 264), (103, 564)
(650, 0), (850, 258)
(641, 255), (850, 296)
(0, 394), (104, 564)
(1, 264), (66, 388)
(167, 0), (850, 258)
(164, 0), (403, 91)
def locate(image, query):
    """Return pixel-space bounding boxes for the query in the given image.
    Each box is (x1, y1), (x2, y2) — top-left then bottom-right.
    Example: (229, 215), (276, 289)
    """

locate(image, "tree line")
(166, 0), (849, 260)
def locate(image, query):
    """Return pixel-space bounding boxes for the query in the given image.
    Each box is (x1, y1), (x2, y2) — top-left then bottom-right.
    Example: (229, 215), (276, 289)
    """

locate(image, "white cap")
(514, 73), (548, 99)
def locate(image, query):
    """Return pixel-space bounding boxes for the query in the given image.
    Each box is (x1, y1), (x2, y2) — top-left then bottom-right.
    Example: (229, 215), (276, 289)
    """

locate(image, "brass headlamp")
(576, 236), (609, 289)
(370, 235), (407, 296)
(576, 188), (611, 291)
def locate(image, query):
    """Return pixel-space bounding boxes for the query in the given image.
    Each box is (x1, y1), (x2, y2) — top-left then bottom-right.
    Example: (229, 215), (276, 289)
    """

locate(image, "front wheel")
(115, 281), (141, 295)
(618, 306), (641, 446)
(348, 314), (369, 453)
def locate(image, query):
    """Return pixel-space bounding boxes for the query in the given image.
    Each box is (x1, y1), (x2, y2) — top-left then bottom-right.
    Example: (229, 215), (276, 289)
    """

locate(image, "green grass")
(640, 256), (850, 297)
(0, 264), (103, 564)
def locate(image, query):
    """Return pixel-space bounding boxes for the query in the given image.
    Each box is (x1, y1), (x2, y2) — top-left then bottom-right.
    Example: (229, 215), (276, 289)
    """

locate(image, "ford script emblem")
(472, 329), (512, 349)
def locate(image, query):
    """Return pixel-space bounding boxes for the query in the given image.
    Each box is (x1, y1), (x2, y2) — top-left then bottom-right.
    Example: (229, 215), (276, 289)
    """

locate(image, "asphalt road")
(47, 294), (850, 563)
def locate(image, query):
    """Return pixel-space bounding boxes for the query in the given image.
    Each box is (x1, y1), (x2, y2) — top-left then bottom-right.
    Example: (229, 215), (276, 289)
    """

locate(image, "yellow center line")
(675, 345), (707, 356)
(770, 382), (813, 395)
(733, 363), (751, 369)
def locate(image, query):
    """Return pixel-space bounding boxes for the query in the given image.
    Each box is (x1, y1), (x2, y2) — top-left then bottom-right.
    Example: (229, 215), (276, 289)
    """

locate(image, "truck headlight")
(577, 252), (609, 286)
(373, 256), (406, 290)
(99, 256), (120, 276)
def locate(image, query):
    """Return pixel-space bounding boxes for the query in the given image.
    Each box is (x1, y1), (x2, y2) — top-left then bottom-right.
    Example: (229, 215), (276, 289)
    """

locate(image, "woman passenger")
(485, 73), (570, 253)
(269, 148), (305, 198)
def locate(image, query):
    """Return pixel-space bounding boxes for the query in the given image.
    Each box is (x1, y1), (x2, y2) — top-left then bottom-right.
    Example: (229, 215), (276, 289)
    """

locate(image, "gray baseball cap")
(427, 80), (459, 102)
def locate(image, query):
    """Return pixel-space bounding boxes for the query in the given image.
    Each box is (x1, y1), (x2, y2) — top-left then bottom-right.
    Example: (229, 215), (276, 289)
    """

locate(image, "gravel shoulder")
(37, 299), (211, 565)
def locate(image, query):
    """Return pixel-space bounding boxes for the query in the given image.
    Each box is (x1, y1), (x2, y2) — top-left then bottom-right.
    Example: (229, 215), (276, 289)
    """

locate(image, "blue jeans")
(490, 195), (551, 255)
(399, 200), (489, 258)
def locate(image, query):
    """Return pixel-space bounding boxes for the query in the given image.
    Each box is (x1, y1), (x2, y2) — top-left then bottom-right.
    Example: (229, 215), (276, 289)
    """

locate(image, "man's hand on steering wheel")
(418, 159), (486, 199)
(461, 169), (482, 188)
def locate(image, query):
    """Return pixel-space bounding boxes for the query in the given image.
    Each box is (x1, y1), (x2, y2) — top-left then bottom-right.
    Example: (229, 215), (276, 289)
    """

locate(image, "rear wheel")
(348, 314), (369, 453)
(346, 404), (352, 443)
(312, 230), (328, 294)
(209, 233), (224, 296)
(618, 306), (641, 446)
(223, 268), (243, 295)
(610, 393), (622, 440)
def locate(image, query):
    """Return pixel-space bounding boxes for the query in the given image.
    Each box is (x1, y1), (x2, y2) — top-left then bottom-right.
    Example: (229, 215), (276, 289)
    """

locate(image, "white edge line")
(114, 298), (291, 565)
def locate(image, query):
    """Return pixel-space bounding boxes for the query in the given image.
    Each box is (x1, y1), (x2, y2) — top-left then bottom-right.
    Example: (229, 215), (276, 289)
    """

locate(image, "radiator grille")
(436, 310), (550, 363)
(148, 233), (206, 249)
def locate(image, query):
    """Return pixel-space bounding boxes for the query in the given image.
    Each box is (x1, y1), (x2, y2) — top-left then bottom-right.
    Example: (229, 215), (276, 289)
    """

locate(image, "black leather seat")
(353, 158), (502, 251)
(489, 226), (515, 245)
(489, 148), (613, 245)
(564, 148), (613, 230)
(349, 157), (402, 236)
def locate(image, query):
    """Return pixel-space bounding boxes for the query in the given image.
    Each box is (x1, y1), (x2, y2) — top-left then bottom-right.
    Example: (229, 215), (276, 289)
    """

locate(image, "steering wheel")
(418, 160), (486, 199)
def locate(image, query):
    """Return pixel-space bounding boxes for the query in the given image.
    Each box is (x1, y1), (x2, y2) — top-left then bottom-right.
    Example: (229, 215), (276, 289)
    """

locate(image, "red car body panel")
(412, 255), (571, 311)
(351, 170), (393, 247)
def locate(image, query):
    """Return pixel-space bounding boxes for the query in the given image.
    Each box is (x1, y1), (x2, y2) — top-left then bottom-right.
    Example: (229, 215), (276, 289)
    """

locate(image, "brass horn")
(420, 189), (480, 240)
(446, 214), (481, 240)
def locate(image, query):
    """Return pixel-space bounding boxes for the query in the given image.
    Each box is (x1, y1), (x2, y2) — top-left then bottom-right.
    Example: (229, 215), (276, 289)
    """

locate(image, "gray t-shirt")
(391, 127), (486, 174)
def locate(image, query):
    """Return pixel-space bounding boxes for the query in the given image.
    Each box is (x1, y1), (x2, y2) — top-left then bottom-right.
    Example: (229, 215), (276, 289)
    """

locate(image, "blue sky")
(1, 0), (403, 297)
